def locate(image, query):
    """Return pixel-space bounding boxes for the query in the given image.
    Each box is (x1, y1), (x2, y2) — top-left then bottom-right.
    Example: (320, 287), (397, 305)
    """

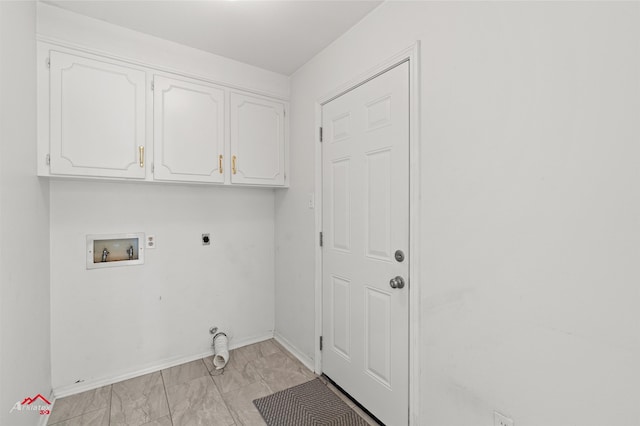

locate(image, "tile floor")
(47, 339), (379, 426)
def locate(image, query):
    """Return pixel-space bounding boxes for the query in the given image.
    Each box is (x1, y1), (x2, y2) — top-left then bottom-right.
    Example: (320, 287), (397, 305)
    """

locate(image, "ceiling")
(44, 0), (383, 75)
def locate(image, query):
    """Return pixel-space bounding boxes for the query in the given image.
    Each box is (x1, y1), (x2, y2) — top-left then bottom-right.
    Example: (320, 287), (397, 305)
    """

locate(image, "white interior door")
(322, 61), (409, 426)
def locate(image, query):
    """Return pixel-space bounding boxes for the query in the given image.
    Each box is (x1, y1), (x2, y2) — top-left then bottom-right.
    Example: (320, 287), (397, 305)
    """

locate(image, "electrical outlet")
(494, 411), (514, 426)
(146, 235), (156, 249)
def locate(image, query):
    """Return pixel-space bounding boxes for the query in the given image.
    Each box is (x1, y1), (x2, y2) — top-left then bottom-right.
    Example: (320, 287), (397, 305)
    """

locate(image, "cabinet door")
(230, 92), (286, 186)
(49, 51), (146, 178)
(153, 76), (225, 183)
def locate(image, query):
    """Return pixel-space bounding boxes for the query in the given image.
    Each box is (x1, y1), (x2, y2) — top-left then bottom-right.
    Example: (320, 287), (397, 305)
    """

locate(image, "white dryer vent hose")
(213, 333), (229, 370)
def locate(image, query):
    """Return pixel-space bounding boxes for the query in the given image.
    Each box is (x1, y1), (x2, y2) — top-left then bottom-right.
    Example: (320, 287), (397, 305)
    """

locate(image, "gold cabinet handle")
(139, 146), (144, 168)
(219, 154), (223, 174)
(232, 155), (237, 174)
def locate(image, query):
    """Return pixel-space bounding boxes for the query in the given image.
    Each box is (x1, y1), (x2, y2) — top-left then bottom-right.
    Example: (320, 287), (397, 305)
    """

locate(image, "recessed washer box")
(86, 233), (145, 269)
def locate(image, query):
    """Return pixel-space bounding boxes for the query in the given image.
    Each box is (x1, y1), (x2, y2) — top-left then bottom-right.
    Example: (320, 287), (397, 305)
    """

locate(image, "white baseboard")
(274, 331), (315, 372)
(52, 331), (274, 399)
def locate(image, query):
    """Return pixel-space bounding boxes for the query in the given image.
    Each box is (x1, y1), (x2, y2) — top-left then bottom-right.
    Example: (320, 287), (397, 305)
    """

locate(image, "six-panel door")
(321, 61), (410, 426)
(49, 51), (146, 179)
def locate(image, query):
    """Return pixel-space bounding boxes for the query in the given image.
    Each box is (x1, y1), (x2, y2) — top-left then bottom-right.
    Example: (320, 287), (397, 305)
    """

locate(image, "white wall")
(38, 4), (286, 394)
(50, 181), (275, 392)
(0, 2), (52, 425)
(275, 2), (640, 425)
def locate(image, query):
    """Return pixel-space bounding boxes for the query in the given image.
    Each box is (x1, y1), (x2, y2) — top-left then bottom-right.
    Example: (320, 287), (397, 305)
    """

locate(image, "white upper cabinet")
(49, 51), (146, 179)
(39, 44), (289, 187)
(153, 75), (225, 183)
(230, 92), (287, 186)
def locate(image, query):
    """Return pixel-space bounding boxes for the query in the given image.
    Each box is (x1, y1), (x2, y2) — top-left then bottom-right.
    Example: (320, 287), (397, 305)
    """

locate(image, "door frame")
(314, 42), (421, 425)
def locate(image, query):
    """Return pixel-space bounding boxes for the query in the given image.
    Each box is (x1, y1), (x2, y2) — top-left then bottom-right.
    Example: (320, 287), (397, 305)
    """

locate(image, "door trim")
(314, 42), (421, 425)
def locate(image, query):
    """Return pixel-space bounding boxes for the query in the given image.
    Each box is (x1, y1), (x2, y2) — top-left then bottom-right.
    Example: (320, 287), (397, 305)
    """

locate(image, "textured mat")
(253, 378), (369, 426)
